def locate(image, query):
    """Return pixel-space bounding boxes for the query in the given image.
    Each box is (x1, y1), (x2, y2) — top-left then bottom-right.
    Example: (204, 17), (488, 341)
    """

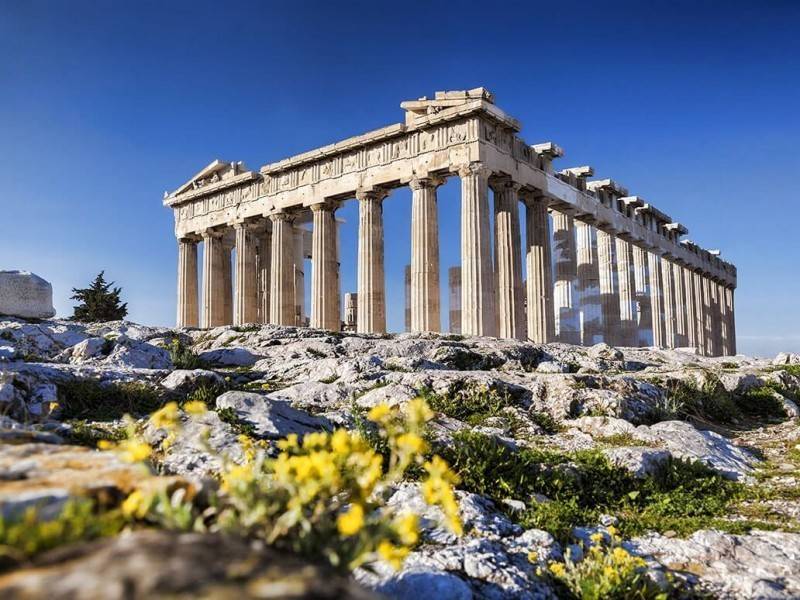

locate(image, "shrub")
(57, 379), (162, 420)
(70, 271), (128, 323)
(664, 376), (741, 424)
(421, 384), (512, 426)
(167, 338), (205, 370)
(734, 385), (787, 421)
(107, 398), (462, 572)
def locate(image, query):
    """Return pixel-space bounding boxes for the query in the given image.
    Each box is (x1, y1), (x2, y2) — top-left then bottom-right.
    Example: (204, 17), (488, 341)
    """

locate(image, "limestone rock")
(375, 569), (473, 600)
(159, 368), (224, 392)
(215, 391), (332, 439)
(199, 347), (259, 367)
(773, 352), (800, 366)
(0, 271), (55, 319)
(0, 530), (377, 599)
(603, 446), (672, 478)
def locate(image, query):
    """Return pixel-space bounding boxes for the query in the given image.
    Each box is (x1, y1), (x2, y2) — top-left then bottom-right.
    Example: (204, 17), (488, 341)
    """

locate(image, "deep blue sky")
(2, 1), (798, 356)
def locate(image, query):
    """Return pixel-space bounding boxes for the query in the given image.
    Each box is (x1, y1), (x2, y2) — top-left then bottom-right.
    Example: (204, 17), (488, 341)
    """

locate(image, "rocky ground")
(1, 316), (800, 599)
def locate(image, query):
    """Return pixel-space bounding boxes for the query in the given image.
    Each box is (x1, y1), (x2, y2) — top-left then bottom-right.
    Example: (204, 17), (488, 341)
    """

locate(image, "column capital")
(268, 211), (296, 224)
(309, 200), (339, 213)
(409, 174), (445, 190)
(454, 161), (490, 179)
(178, 234), (201, 244)
(488, 174), (521, 194)
(201, 227), (224, 240)
(355, 187), (389, 202)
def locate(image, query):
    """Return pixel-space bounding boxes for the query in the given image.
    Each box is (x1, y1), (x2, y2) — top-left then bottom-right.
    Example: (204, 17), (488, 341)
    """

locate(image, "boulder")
(159, 369), (224, 392)
(773, 352), (800, 366)
(0, 271), (55, 319)
(215, 391), (332, 439)
(199, 347), (259, 367)
(603, 447), (672, 478)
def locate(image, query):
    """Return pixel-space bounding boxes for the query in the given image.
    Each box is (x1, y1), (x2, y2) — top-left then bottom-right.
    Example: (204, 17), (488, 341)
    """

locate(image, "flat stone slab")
(215, 390), (331, 439)
(0, 271), (55, 319)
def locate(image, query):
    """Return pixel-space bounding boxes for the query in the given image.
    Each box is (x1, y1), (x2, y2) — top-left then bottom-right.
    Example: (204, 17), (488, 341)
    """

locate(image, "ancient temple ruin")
(163, 88), (737, 356)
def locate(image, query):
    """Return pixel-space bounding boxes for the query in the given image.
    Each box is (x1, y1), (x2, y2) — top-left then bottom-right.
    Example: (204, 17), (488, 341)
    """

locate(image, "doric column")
(615, 237), (637, 346)
(647, 250), (666, 347)
(726, 286), (737, 355)
(201, 230), (225, 328)
(410, 176), (442, 333)
(632, 244), (652, 346)
(221, 240), (233, 326)
(672, 262), (687, 347)
(293, 225), (307, 326)
(717, 281), (729, 356)
(701, 274), (715, 356)
(357, 188), (388, 334)
(233, 223), (258, 326)
(710, 279), (723, 356)
(269, 212), (296, 326)
(693, 270), (707, 355)
(310, 202), (340, 331)
(682, 266), (698, 349)
(257, 227), (271, 323)
(524, 194), (555, 343)
(576, 222), (602, 345)
(660, 257), (676, 348)
(552, 210), (580, 344)
(491, 177), (524, 340)
(597, 229), (620, 345)
(458, 162), (495, 337)
(176, 237), (199, 328)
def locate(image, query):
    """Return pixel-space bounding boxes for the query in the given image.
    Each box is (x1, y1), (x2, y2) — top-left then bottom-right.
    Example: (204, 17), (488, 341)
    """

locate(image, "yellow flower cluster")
(422, 456), (462, 535)
(98, 437), (152, 463)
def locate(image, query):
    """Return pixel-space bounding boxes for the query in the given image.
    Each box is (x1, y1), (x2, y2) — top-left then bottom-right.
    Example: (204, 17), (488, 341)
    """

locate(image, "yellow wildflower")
(331, 429), (351, 455)
(549, 562), (566, 577)
(607, 525), (619, 539)
(150, 401), (179, 429)
(277, 433), (299, 452)
(590, 532), (605, 545)
(527, 550), (539, 563)
(118, 438), (152, 463)
(97, 439), (115, 451)
(395, 432), (426, 455)
(405, 397), (434, 426)
(367, 403), (391, 423)
(183, 400), (207, 415)
(395, 512), (419, 546)
(121, 489), (151, 519)
(302, 431), (329, 450)
(612, 547), (630, 562)
(337, 503), (365, 536)
(222, 463), (255, 492)
(378, 540), (409, 570)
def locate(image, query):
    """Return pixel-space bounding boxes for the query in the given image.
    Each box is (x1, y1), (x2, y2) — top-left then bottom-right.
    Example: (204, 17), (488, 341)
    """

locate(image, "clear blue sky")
(2, 1), (798, 357)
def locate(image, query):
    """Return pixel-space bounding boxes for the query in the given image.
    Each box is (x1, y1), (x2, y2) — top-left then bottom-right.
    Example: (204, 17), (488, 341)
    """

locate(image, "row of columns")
(175, 162), (736, 356)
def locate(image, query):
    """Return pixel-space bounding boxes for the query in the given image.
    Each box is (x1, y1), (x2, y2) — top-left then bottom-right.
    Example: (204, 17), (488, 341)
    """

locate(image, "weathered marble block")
(0, 271), (56, 319)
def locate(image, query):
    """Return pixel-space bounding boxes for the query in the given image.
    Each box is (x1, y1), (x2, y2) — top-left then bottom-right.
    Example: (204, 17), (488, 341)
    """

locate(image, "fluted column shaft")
(201, 232), (225, 328)
(357, 189), (387, 334)
(459, 163), (495, 337)
(632, 244), (652, 346)
(410, 177), (442, 333)
(726, 287), (737, 355)
(177, 238), (199, 328)
(672, 262), (687, 346)
(615, 237), (637, 346)
(576, 222), (602, 346)
(648, 251), (666, 347)
(552, 211), (580, 344)
(270, 213), (296, 326)
(257, 229), (271, 323)
(661, 257), (676, 348)
(525, 195), (555, 343)
(718, 281), (729, 356)
(693, 271), (707, 355)
(682, 266), (698, 349)
(597, 230), (620, 345)
(710, 280), (723, 356)
(701, 275), (715, 356)
(311, 203), (340, 331)
(492, 178), (524, 340)
(234, 224), (258, 326)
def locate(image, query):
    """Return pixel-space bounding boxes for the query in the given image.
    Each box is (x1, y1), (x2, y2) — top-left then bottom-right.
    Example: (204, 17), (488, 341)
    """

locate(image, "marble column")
(718, 281), (729, 356)
(648, 250), (666, 347)
(459, 163), (495, 337)
(710, 280), (722, 356)
(726, 287), (737, 355)
(552, 211), (580, 344)
(234, 223), (258, 326)
(221, 241), (233, 326)
(310, 202), (340, 331)
(176, 238), (199, 328)
(410, 176), (442, 333)
(682, 266), (698, 349)
(357, 188), (388, 334)
(524, 194), (555, 343)
(201, 231), (225, 328)
(615, 237), (637, 346)
(660, 257), (676, 348)
(269, 212), (296, 326)
(492, 177), (524, 340)
(693, 271), (707, 356)
(576, 222), (602, 346)
(597, 229), (620, 345)
(632, 244), (652, 346)
(293, 226), (307, 326)
(672, 262), (687, 347)
(701, 275), (715, 356)
(257, 228), (271, 323)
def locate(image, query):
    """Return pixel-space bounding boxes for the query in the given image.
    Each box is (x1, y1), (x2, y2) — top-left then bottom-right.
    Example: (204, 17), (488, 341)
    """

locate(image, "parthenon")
(164, 88), (737, 356)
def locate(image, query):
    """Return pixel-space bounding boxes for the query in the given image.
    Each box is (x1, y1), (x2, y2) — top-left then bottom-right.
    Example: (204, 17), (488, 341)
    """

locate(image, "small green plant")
(545, 529), (668, 600)
(421, 384), (512, 426)
(57, 379), (163, 420)
(216, 406), (257, 437)
(734, 385), (787, 421)
(168, 338), (205, 370)
(64, 420), (127, 447)
(307, 347), (327, 359)
(0, 501), (125, 564)
(320, 374), (340, 384)
(780, 364), (800, 378)
(232, 324), (261, 333)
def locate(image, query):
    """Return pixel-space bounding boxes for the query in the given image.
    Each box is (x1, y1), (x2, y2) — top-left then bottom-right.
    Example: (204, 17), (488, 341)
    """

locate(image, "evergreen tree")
(70, 271), (128, 322)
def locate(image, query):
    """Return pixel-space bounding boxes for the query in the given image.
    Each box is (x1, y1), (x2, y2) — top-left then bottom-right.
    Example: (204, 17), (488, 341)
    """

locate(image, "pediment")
(170, 160), (251, 198)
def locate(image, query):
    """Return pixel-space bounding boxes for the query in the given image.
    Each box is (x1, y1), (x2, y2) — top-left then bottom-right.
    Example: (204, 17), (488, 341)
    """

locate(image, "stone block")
(0, 271), (55, 319)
